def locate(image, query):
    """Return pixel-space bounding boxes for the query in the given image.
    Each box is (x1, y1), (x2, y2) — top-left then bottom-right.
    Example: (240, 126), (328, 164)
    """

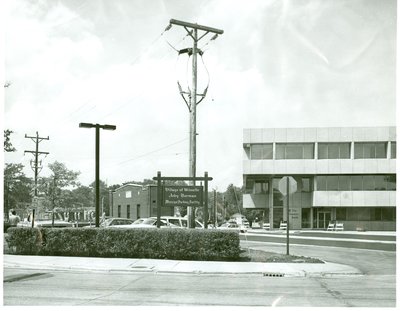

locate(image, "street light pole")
(79, 123), (116, 227)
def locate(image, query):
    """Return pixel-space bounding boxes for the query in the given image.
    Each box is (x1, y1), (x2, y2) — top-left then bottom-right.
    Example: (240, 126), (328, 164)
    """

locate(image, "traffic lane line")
(243, 233), (396, 244)
(247, 230), (396, 242)
(272, 295), (283, 307)
(240, 235), (396, 251)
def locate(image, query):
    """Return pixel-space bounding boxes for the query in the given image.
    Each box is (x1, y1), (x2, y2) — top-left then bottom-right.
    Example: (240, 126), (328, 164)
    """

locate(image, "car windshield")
(142, 218), (156, 225)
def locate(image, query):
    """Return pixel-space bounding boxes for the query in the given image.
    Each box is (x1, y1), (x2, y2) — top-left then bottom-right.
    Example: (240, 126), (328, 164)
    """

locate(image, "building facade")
(243, 127), (396, 231)
(110, 184), (174, 220)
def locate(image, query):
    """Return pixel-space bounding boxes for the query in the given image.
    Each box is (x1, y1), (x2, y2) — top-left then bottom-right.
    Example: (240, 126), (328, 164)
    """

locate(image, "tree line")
(4, 130), (263, 224)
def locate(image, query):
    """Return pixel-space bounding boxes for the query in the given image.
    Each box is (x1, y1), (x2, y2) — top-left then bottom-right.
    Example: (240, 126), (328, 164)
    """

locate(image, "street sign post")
(278, 176), (297, 255)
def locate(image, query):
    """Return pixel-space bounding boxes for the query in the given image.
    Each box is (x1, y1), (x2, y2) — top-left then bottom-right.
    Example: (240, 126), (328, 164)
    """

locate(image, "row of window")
(336, 207), (395, 221)
(316, 175), (396, 191)
(246, 177), (312, 194)
(246, 174), (396, 193)
(247, 142), (396, 160)
(117, 204), (141, 218)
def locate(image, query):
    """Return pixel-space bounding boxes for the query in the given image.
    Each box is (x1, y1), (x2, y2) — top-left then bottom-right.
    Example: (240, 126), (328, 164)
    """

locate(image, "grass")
(239, 248), (325, 263)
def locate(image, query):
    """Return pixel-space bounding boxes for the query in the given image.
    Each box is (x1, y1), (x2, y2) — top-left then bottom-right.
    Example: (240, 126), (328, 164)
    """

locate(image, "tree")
(89, 180), (111, 215)
(223, 184), (243, 218)
(39, 161), (80, 224)
(4, 130), (16, 152)
(4, 163), (33, 216)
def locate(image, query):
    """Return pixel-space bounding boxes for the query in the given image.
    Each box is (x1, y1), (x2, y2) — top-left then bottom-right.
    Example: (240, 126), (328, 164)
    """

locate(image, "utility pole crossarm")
(170, 19), (224, 35)
(24, 150), (49, 155)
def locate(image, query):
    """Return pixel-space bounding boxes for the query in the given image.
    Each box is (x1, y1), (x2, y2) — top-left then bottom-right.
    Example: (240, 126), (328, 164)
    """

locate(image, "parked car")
(17, 219), (74, 228)
(100, 218), (134, 227)
(217, 222), (247, 233)
(111, 217), (178, 229)
(159, 216), (204, 229)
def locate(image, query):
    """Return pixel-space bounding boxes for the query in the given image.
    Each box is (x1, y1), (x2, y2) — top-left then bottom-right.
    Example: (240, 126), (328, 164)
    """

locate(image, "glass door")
(317, 211), (331, 229)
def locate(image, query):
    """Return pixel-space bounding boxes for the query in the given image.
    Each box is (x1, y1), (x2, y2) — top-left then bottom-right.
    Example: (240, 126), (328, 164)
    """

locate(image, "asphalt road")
(3, 268), (395, 307)
(3, 240), (396, 307)
(240, 230), (396, 251)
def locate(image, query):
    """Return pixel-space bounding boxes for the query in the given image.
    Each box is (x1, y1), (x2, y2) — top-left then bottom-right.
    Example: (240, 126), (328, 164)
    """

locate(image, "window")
(391, 142), (396, 159)
(354, 142), (387, 159)
(386, 175), (396, 190)
(245, 179), (254, 194)
(117, 205), (121, 217)
(318, 143), (350, 159)
(254, 181), (268, 194)
(336, 208), (347, 220)
(338, 176), (351, 191)
(301, 178), (311, 192)
(276, 143), (314, 159)
(250, 144), (273, 159)
(382, 207), (395, 221)
(136, 204), (141, 219)
(374, 175), (387, 190)
(316, 175), (395, 191)
(373, 207), (396, 221)
(273, 179), (283, 206)
(362, 176), (374, 190)
(316, 176), (327, 191)
(127, 205), (130, 218)
(351, 176), (362, 190)
(327, 176), (339, 190)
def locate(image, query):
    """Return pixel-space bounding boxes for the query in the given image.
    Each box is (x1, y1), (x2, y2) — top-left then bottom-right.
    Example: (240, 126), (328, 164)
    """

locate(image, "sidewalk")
(3, 254), (361, 277)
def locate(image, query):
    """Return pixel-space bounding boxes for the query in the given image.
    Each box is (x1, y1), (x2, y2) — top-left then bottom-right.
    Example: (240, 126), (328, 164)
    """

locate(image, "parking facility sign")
(163, 186), (204, 207)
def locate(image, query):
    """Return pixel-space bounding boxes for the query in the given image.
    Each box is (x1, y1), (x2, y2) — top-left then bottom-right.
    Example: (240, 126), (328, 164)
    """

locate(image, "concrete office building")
(243, 127), (396, 231)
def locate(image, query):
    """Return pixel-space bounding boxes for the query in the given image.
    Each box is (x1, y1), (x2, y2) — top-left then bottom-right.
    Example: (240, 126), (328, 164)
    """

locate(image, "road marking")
(272, 295), (283, 307)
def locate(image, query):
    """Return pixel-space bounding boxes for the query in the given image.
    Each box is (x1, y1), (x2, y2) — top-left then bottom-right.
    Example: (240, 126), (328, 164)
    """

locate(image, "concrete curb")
(3, 255), (362, 277)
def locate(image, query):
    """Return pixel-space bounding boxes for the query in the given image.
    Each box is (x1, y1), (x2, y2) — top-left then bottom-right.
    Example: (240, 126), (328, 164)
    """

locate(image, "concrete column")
(269, 177), (274, 228)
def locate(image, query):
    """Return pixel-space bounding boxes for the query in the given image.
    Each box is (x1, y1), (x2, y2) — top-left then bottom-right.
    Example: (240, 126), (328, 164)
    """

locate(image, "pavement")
(3, 254), (362, 277)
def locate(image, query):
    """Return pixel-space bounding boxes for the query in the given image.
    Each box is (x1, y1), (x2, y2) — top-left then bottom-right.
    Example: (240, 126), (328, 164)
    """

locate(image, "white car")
(217, 222), (247, 233)
(160, 216), (204, 229)
(17, 219), (74, 228)
(111, 218), (179, 229)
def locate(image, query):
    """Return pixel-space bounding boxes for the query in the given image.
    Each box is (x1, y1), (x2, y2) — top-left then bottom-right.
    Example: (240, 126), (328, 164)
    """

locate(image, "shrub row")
(5, 227), (241, 261)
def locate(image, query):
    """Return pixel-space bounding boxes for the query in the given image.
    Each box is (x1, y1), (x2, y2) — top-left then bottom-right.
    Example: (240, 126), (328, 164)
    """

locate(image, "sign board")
(278, 176), (297, 196)
(163, 186), (203, 207)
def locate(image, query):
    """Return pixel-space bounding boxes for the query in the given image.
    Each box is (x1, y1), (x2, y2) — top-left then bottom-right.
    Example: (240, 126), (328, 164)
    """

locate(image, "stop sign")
(278, 176), (297, 196)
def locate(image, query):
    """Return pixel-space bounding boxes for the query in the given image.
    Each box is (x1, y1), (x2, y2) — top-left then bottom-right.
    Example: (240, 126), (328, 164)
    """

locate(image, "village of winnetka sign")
(153, 171), (213, 229)
(163, 186), (203, 207)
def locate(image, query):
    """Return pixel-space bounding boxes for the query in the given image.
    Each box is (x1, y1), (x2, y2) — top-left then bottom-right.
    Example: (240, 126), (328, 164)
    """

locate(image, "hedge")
(5, 227), (241, 261)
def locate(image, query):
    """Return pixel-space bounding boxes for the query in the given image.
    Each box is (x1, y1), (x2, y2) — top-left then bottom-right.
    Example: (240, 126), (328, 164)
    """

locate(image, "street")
(3, 268), (395, 307)
(3, 240), (396, 307)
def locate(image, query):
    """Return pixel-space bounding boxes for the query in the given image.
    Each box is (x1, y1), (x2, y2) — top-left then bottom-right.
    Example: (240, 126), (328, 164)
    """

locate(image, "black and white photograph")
(2, 0), (397, 308)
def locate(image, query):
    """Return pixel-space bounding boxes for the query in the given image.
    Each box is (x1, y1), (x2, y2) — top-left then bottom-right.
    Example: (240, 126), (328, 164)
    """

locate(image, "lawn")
(239, 248), (325, 263)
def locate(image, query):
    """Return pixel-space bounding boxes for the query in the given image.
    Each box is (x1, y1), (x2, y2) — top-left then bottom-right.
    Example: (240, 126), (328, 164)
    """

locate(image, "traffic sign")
(278, 176), (297, 196)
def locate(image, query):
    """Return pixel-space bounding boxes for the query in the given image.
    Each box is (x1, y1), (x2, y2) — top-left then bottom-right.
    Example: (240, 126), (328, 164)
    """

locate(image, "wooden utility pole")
(24, 132), (49, 196)
(24, 131), (49, 228)
(169, 19), (223, 228)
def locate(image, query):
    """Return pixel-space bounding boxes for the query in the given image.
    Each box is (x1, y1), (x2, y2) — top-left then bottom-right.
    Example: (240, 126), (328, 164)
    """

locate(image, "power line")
(116, 137), (188, 166)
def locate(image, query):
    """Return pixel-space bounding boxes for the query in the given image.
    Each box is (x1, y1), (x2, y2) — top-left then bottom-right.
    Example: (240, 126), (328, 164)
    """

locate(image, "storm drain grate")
(263, 272), (284, 277)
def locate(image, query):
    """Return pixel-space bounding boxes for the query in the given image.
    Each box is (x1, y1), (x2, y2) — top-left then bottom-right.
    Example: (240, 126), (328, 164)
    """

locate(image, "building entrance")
(317, 211), (331, 229)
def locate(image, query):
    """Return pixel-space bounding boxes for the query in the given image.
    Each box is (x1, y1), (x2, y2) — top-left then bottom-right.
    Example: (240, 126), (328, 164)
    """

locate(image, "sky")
(3, 0), (397, 191)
